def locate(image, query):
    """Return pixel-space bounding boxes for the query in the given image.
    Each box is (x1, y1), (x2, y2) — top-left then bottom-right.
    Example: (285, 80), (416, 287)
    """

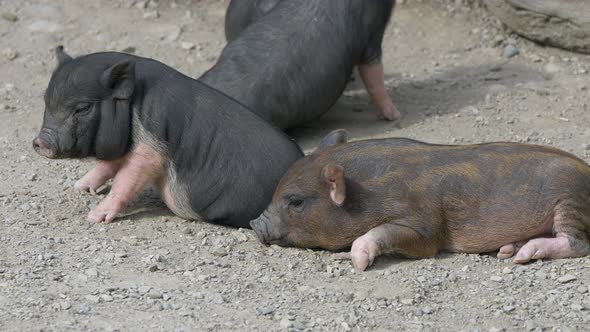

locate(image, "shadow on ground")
(292, 62), (546, 150)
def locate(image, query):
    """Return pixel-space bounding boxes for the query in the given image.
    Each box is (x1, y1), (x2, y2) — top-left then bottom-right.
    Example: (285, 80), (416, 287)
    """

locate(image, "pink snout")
(32, 136), (55, 159)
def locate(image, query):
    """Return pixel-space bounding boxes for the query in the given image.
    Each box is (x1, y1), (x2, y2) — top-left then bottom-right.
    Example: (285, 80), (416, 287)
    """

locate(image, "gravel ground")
(1, 0), (590, 331)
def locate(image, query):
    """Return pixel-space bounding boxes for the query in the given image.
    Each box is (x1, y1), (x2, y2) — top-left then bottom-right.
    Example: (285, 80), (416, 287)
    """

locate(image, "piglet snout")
(33, 136), (55, 159)
(250, 216), (270, 244)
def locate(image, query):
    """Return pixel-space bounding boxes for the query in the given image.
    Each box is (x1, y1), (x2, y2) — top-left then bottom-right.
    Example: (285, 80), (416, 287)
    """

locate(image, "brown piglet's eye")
(290, 199), (304, 208)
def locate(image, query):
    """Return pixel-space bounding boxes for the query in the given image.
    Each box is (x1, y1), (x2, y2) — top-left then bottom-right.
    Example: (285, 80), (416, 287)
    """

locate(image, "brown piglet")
(250, 130), (590, 271)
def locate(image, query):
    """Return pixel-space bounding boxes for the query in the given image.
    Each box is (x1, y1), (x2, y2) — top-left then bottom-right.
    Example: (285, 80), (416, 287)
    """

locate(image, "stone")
(100, 295), (114, 302)
(2, 49), (18, 61)
(29, 21), (62, 33)
(557, 274), (577, 283)
(490, 276), (503, 282)
(181, 42), (196, 50)
(502, 305), (515, 313)
(143, 11), (159, 20)
(503, 44), (519, 58)
(293, 321), (305, 330)
(544, 63), (561, 74)
(147, 290), (163, 299)
(25, 220), (43, 225)
(401, 298), (414, 305)
(121, 46), (136, 54)
(138, 286), (151, 294)
(1, 13), (18, 22)
(75, 303), (91, 314)
(233, 230), (249, 243)
(84, 295), (100, 304)
(256, 307), (274, 316)
(85, 268), (99, 278)
(486, 0), (590, 54)
(280, 318), (292, 329)
(210, 247), (228, 257)
(212, 293), (224, 304)
(60, 301), (72, 310)
(524, 320), (537, 331)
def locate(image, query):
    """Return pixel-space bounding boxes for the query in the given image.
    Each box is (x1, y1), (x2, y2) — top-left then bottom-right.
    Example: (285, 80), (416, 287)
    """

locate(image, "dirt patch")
(0, 0), (589, 331)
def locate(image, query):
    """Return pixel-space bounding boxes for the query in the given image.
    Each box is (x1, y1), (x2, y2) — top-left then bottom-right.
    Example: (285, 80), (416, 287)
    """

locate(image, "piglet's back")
(317, 139), (590, 251)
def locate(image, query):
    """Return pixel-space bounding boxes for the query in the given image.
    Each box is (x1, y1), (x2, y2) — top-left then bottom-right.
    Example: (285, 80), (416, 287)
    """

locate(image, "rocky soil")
(1, 0), (589, 331)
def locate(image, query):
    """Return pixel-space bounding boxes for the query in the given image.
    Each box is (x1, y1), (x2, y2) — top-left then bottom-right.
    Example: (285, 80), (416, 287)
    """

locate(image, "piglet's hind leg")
(87, 144), (164, 224)
(358, 63), (401, 122)
(513, 202), (590, 263)
(351, 223), (439, 272)
(497, 240), (527, 260)
(513, 233), (589, 263)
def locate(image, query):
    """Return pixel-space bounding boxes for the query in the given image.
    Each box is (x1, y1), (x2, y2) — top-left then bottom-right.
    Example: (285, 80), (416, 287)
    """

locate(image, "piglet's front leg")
(351, 222), (439, 272)
(87, 143), (165, 223)
(75, 158), (125, 194)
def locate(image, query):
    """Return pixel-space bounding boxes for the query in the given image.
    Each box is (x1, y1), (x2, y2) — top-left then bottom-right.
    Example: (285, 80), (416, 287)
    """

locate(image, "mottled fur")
(252, 131), (590, 267)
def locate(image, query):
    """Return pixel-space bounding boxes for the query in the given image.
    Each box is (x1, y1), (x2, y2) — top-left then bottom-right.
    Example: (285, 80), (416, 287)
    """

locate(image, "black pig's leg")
(358, 63), (400, 122)
(87, 143), (165, 223)
(351, 222), (439, 271)
(75, 158), (126, 193)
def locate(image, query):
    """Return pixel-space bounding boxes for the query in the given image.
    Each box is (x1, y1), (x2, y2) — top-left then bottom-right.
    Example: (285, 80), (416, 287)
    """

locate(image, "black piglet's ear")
(55, 45), (72, 66)
(100, 60), (136, 100)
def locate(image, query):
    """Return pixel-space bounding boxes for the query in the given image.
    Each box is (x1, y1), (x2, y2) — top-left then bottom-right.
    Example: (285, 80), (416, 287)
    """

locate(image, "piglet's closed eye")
(322, 164), (346, 206)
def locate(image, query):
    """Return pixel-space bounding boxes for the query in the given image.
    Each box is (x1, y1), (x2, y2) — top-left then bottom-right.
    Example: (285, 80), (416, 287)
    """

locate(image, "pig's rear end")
(439, 144), (590, 262)
(202, 0), (395, 129)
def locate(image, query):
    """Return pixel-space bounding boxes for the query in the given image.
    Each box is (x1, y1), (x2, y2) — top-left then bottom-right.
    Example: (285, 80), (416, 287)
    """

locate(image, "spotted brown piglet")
(250, 129), (590, 271)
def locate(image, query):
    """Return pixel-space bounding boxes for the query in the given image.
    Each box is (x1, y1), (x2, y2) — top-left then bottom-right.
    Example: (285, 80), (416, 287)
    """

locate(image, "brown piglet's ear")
(55, 45), (72, 66)
(322, 164), (346, 206)
(317, 129), (348, 151)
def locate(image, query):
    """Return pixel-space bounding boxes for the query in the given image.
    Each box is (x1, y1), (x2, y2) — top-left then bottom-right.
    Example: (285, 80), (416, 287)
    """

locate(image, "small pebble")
(557, 274), (577, 284)
(181, 42), (195, 50)
(25, 220), (43, 225)
(143, 11), (159, 19)
(503, 45), (519, 58)
(75, 304), (91, 314)
(1, 12), (18, 22)
(544, 63), (561, 74)
(422, 307), (433, 314)
(210, 247), (228, 257)
(255, 307), (274, 316)
(212, 293), (224, 304)
(2, 48), (18, 61)
(279, 318), (292, 329)
(490, 276), (503, 282)
(121, 46), (136, 54)
(147, 290), (163, 299)
(85, 268), (99, 278)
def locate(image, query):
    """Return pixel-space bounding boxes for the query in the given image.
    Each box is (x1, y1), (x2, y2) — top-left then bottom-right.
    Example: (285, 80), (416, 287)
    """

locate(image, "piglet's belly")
(160, 184), (180, 215)
(156, 176), (201, 221)
(443, 216), (555, 253)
